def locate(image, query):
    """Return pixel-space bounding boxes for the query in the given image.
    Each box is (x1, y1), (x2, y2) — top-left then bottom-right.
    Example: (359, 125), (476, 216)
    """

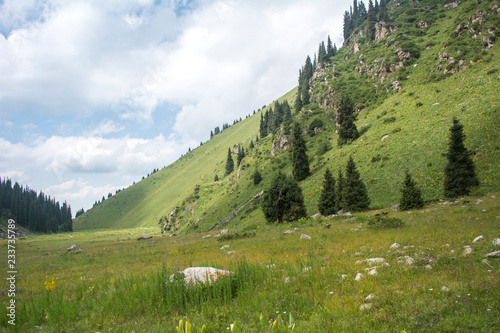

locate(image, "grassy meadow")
(2, 193), (499, 332)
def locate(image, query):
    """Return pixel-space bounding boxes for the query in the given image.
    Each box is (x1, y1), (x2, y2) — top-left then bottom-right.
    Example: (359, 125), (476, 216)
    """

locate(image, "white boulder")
(169, 267), (232, 285)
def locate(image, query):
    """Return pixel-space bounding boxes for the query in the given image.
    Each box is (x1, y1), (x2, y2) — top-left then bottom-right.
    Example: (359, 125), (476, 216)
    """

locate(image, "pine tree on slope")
(342, 157), (370, 212)
(291, 122), (310, 181)
(318, 168), (336, 216)
(225, 148), (234, 176)
(400, 171), (424, 211)
(444, 118), (479, 198)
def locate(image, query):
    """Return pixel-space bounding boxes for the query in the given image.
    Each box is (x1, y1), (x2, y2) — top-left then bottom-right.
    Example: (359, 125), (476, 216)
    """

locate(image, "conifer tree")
(379, 0), (389, 22)
(301, 81), (310, 105)
(261, 172), (306, 223)
(327, 36), (336, 58)
(303, 56), (314, 82)
(337, 95), (359, 146)
(237, 146), (245, 166)
(253, 170), (262, 185)
(400, 171), (424, 211)
(318, 41), (328, 65)
(367, 0), (376, 41)
(294, 93), (303, 112)
(225, 148), (234, 176)
(318, 168), (336, 216)
(444, 118), (479, 197)
(260, 111), (268, 138)
(291, 122), (310, 181)
(335, 169), (344, 212)
(342, 157), (370, 212)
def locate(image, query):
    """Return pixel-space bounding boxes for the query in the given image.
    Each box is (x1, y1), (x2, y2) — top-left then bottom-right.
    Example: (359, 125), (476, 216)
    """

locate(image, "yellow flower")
(44, 276), (55, 292)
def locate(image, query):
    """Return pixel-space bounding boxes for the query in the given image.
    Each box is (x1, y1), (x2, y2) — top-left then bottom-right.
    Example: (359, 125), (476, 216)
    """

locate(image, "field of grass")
(2, 193), (499, 332)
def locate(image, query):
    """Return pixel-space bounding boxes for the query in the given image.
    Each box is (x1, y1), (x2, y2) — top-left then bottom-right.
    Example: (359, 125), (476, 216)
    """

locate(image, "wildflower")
(44, 276), (55, 292)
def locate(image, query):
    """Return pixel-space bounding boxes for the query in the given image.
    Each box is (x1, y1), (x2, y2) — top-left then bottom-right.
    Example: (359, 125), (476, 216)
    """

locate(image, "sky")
(0, 0), (352, 213)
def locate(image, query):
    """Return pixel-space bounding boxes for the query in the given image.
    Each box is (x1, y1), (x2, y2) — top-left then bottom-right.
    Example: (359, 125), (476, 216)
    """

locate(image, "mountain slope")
(75, 0), (500, 232)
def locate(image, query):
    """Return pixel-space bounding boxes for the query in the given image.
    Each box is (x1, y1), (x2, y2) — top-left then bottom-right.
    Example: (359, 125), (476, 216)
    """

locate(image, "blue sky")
(0, 0), (351, 213)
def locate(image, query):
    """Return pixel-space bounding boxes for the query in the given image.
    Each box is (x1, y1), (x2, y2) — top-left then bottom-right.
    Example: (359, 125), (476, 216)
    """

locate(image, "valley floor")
(1, 193), (499, 332)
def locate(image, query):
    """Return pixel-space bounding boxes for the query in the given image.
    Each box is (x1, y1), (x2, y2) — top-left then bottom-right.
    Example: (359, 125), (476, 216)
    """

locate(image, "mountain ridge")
(75, 0), (500, 233)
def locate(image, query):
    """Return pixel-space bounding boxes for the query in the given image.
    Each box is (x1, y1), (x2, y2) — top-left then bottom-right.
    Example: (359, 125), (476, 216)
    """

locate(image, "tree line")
(0, 178), (73, 233)
(343, 0), (390, 42)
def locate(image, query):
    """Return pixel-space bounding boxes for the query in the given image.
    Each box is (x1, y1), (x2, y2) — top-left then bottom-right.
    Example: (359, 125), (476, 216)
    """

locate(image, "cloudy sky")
(0, 0), (351, 213)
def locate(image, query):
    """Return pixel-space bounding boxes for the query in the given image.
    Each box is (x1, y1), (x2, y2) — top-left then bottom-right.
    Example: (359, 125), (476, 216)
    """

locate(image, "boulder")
(220, 229), (229, 234)
(365, 294), (376, 301)
(390, 243), (400, 250)
(355, 273), (364, 281)
(463, 245), (473, 256)
(359, 303), (372, 311)
(137, 234), (153, 241)
(67, 244), (82, 252)
(300, 234), (312, 240)
(472, 235), (484, 243)
(492, 238), (500, 246)
(283, 230), (295, 235)
(220, 245), (229, 251)
(391, 204), (400, 212)
(366, 258), (386, 265)
(169, 267), (232, 285)
(311, 213), (322, 218)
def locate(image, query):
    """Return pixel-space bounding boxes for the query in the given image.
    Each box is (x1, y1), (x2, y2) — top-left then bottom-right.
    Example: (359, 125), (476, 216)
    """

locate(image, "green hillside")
(75, 0), (500, 232)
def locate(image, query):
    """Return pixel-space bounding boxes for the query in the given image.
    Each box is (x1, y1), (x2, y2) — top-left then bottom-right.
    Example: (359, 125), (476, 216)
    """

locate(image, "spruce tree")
(335, 169), (344, 212)
(291, 122), (310, 181)
(301, 81), (310, 105)
(367, 0), (376, 41)
(337, 94), (359, 146)
(327, 36), (336, 58)
(318, 41), (328, 65)
(237, 146), (245, 166)
(444, 118), (479, 197)
(253, 170), (262, 185)
(225, 148), (234, 176)
(261, 172), (307, 223)
(379, 0), (389, 22)
(318, 168), (336, 216)
(400, 171), (424, 211)
(342, 157), (370, 212)
(294, 93), (303, 112)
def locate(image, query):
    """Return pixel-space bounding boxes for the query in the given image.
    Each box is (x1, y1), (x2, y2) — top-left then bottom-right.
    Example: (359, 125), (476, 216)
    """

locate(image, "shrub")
(217, 230), (256, 242)
(367, 216), (405, 229)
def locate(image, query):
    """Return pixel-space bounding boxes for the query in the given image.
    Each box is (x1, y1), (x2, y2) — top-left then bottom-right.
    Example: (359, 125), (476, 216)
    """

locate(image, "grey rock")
(472, 235), (484, 243)
(137, 234), (153, 241)
(300, 234), (311, 240)
(67, 244), (82, 252)
(484, 250), (500, 258)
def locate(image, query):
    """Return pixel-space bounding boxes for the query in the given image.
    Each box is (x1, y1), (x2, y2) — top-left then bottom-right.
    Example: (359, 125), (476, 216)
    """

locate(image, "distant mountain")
(74, 0), (500, 232)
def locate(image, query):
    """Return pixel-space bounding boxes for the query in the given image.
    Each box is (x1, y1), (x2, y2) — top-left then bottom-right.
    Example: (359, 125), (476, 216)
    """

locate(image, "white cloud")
(0, 0), (351, 211)
(44, 179), (125, 210)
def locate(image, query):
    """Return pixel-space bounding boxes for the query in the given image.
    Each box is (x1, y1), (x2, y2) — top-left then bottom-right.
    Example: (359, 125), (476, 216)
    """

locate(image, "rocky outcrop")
(271, 133), (291, 156)
(444, 0), (461, 9)
(375, 23), (397, 42)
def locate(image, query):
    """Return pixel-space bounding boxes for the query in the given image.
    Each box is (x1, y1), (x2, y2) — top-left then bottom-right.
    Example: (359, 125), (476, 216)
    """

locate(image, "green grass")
(2, 193), (500, 332)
